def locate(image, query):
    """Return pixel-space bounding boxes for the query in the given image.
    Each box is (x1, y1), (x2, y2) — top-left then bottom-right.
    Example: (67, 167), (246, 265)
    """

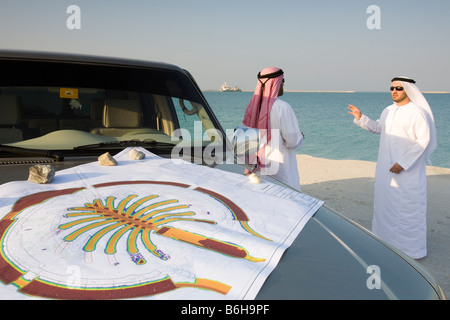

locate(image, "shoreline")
(203, 90), (450, 94)
(296, 154), (450, 298)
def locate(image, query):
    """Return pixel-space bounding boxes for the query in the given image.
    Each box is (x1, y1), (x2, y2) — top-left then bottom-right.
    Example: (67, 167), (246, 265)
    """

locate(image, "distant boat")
(220, 82), (241, 92)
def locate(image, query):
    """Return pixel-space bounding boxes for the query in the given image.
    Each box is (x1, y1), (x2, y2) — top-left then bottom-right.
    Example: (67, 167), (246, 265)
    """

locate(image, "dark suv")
(0, 51), (445, 300)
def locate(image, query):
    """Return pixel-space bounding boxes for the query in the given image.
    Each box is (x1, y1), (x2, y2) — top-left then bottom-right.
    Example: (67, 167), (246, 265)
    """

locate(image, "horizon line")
(203, 90), (450, 94)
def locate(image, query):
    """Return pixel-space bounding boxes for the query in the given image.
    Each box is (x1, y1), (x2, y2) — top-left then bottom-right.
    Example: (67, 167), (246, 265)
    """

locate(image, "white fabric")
(0, 148), (322, 300)
(354, 102), (431, 258)
(259, 98), (304, 190)
(397, 78), (437, 165)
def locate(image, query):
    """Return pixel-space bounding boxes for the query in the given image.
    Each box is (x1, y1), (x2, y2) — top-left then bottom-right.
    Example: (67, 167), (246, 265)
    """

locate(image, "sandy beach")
(297, 154), (450, 299)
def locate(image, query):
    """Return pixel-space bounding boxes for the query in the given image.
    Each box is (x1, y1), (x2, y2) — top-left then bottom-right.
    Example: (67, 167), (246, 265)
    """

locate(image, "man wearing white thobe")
(242, 67), (304, 190)
(348, 77), (437, 259)
(264, 98), (304, 190)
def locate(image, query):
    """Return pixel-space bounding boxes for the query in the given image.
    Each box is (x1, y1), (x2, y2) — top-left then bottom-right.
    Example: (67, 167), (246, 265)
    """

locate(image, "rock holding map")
(28, 164), (55, 184)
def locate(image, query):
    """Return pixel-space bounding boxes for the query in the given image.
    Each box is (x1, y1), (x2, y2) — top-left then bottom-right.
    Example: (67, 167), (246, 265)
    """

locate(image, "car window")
(0, 59), (225, 156)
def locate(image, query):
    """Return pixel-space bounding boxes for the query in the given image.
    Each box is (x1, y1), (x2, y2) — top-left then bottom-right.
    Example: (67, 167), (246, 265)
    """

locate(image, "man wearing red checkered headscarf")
(242, 67), (304, 190)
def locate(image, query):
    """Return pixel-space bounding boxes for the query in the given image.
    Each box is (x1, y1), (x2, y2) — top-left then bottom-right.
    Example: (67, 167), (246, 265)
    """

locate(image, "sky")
(0, 0), (449, 92)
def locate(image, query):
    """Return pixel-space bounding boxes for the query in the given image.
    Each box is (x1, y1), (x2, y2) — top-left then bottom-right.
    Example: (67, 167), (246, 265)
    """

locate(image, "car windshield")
(0, 58), (227, 161)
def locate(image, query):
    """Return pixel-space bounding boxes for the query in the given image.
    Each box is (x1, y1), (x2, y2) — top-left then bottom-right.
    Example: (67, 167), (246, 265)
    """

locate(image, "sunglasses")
(390, 86), (404, 91)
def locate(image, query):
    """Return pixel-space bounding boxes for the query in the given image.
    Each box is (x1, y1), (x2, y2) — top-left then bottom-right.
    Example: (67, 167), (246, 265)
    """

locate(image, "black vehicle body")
(0, 50), (445, 300)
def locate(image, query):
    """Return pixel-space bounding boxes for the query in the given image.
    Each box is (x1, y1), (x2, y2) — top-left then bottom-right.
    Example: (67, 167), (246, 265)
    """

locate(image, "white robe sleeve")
(353, 114), (381, 134)
(276, 103), (304, 149)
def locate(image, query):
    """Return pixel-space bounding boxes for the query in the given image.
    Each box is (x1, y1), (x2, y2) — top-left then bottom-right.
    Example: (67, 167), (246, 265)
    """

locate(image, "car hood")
(255, 205), (445, 300)
(211, 162), (445, 300)
(0, 157), (444, 300)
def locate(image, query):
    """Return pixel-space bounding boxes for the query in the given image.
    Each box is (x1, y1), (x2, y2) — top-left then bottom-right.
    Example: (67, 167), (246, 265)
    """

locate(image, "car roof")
(0, 49), (185, 73)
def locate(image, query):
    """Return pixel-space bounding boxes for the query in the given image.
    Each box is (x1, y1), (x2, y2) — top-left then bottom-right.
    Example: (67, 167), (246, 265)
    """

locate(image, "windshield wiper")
(0, 145), (65, 161)
(74, 139), (175, 150)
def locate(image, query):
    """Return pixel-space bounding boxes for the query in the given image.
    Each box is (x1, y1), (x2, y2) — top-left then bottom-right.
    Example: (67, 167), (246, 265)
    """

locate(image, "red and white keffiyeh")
(242, 67), (284, 166)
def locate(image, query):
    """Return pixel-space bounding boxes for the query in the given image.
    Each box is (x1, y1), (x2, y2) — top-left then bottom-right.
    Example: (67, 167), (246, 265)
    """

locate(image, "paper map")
(0, 148), (322, 300)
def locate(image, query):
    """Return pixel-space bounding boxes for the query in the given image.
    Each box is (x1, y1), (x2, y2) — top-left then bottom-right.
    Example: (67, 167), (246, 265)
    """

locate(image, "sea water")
(204, 91), (450, 169)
